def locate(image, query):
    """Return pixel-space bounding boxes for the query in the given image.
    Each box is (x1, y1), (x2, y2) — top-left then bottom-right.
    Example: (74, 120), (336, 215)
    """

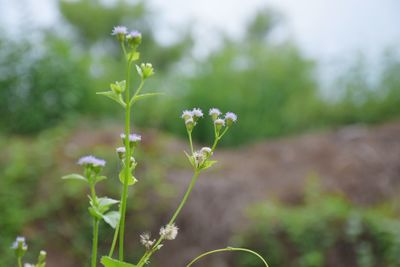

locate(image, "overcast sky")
(2, 0), (400, 66)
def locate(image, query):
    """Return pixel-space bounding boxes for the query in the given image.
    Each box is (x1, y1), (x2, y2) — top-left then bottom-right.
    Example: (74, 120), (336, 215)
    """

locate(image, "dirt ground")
(47, 120), (400, 266)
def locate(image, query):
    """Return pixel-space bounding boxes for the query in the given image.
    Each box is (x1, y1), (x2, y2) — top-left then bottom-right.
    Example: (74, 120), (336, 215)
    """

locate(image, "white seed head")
(140, 233), (155, 249)
(159, 224), (179, 240)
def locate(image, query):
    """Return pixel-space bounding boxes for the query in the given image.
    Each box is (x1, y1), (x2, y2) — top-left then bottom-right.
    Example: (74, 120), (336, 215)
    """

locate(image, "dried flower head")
(77, 156), (106, 167)
(160, 224), (179, 240)
(201, 147), (212, 157)
(140, 232), (155, 249)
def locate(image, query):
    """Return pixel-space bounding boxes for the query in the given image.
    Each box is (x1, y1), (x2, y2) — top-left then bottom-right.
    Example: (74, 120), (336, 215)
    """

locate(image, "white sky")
(1, 0), (400, 74)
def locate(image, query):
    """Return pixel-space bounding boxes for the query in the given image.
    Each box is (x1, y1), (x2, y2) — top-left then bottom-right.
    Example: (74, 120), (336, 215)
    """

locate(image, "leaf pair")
(89, 197), (120, 229)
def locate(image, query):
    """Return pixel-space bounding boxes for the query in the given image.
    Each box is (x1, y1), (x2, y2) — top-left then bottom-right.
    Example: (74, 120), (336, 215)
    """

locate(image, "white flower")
(214, 118), (225, 127)
(78, 155), (106, 167)
(11, 236), (27, 250)
(192, 108), (203, 118)
(181, 110), (193, 120)
(209, 108), (221, 117)
(159, 224), (179, 240)
(193, 150), (206, 167)
(225, 112), (238, 125)
(120, 133), (142, 142)
(140, 233), (155, 249)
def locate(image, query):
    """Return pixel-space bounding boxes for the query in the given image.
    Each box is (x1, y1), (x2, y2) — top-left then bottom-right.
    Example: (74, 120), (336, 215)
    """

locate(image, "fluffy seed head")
(160, 224), (179, 240)
(140, 233), (155, 249)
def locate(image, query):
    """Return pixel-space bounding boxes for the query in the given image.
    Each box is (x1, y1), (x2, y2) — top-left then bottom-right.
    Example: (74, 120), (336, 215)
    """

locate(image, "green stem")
(136, 171), (200, 266)
(186, 247), (269, 267)
(17, 257), (22, 267)
(188, 130), (194, 155)
(92, 219), (100, 267)
(119, 59), (133, 261)
(108, 219), (119, 257)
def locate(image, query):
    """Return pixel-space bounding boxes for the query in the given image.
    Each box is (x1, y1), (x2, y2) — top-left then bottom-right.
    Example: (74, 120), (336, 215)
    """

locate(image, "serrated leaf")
(201, 160), (218, 170)
(101, 256), (136, 267)
(62, 173), (88, 183)
(96, 91), (126, 108)
(119, 169), (137, 186)
(102, 211), (120, 229)
(130, 92), (163, 105)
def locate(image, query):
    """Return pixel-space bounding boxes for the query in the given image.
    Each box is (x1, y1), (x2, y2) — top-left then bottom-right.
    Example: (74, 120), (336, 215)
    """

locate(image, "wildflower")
(140, 233), (155, 249)
(192, 108), (203, 119)
(139, 63), (154, 79)
(159, 224), (179, 240)
(209, 108), (221, 121)
(225, 112), (237, 126)
(126, 30), (142, 47)
(185, 117), (195, 131)
(181, 110), (193, 120)
(38, 250), (47, 263)
(120, 133), (141, 148)
(77, 156), (106, 167)
(11, 236), (27, 258)
(116, 147), (126, 159)
(201, 147), (212, 157)
(214, 118), (225, 132)
(111, 26), (128, 42)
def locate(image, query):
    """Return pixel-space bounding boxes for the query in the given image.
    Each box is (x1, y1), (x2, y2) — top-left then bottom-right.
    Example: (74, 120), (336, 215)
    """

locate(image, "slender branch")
(188, 130), (194, 154)
(17, 257), (22, 267)
(108, 220), (119, 257)
(186, 247), (269, 267)
(136, 171), (200, 266)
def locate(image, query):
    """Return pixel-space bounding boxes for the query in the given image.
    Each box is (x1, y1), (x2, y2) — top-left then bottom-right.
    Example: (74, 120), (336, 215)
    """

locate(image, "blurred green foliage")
(0, 35), (92, 134)
(236, 177), (400, 267)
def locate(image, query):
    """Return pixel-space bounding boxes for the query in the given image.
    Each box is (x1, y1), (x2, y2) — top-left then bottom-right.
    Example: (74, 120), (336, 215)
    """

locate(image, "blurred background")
(0, 0), (400, 266)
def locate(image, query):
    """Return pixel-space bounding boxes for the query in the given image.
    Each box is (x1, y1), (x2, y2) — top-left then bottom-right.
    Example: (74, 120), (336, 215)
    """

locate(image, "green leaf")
(184, 151), (195, 167)
(135, 64), (143, 77)
(119, 169), (137, 186)
(96, 91), (126, 108)
(130, 92), (164, 105)
(201, 160), (218, 170)
(101, 256), (136, 267)
(127, 51), (140, 61)
(95, 175), (107, 183)
(62, 173), (88, 183)
(88, 206), (103, 220)
(97, 197), (119, 208)
(102, 211), (120, 229)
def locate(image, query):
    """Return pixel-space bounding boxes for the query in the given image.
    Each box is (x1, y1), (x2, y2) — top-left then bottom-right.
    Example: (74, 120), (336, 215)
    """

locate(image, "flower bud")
(110, 80), (126, 94)
(120, 133), (141, 148)
(214, 118), (225, 132)
(191, 108), (203, 119)
(126, 30), (142, 47)
(181, 110), (193, 121)
(116, 147), (126, 159)
(11, 237), (28, 258)
(38, 250), (47, 264)
(185, 118), (195, 131)
(140, 63), (154, 79)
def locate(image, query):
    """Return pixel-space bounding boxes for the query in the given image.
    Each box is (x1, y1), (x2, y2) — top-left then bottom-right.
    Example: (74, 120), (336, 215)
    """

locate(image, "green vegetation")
(236, 178), (400, 267)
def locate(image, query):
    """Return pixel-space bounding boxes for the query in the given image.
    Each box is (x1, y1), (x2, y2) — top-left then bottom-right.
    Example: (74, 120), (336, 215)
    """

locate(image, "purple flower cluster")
(78, 155), (106, 167)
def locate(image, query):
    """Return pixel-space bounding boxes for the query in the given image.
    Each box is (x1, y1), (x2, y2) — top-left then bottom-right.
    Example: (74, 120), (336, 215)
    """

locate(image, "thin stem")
(186, 247), (269, 267)
(119, 59), (133, 260)
(91, 219), (100, 267)
(188, 130), (194, 154)
(136, 171), (200, 266)
(108, 220), (119, 257)
(17, 257), (22, 267)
